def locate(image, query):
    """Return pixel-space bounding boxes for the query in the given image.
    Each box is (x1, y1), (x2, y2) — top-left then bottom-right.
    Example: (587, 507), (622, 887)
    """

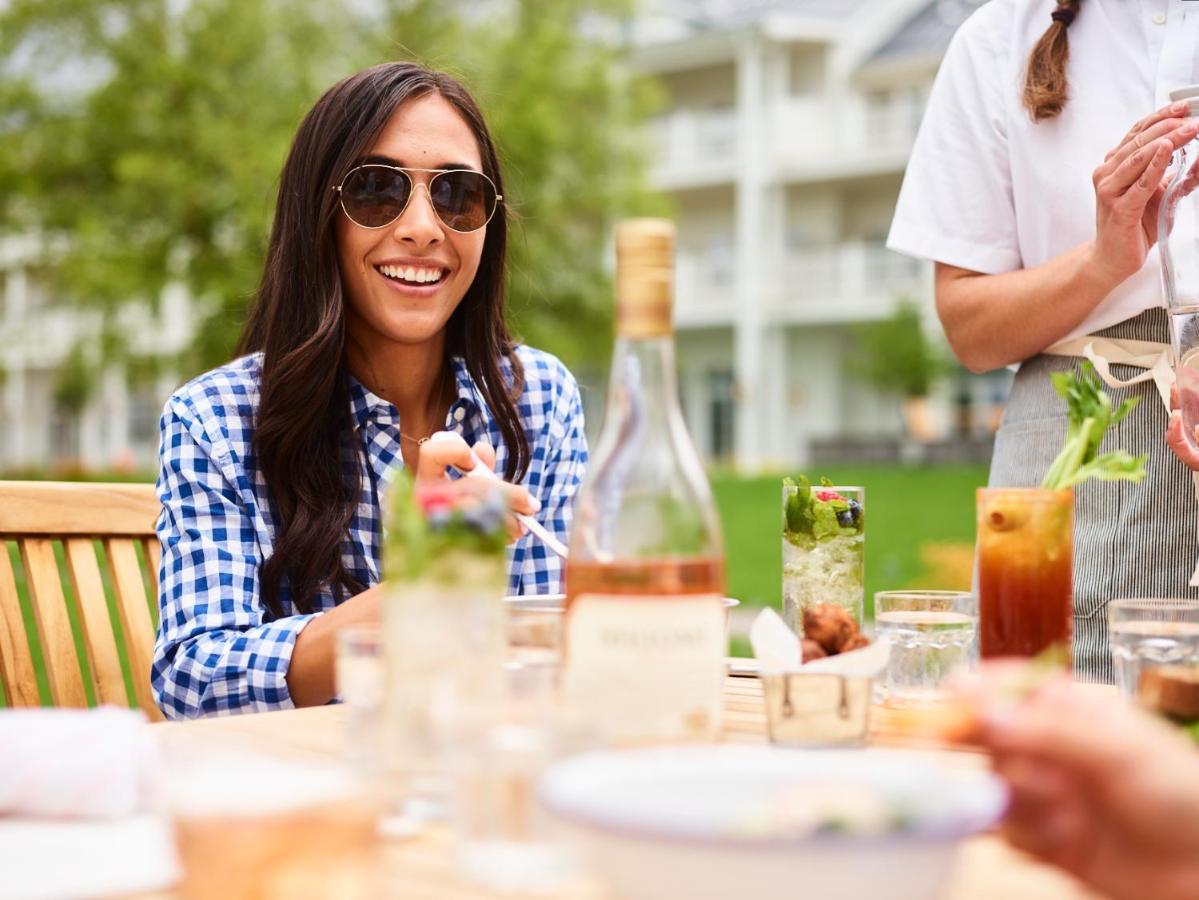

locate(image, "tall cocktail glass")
(782, 482), (865, 633)
(976, 487), (1073, 660)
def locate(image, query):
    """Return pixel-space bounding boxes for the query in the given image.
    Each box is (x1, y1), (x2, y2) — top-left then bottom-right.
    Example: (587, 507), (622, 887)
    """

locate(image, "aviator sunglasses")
(334, 164), (502, 233)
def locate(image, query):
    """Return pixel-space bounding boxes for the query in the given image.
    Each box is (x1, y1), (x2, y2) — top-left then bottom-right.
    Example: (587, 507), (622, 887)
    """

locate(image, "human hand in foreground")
(962, 667), (1199, 900)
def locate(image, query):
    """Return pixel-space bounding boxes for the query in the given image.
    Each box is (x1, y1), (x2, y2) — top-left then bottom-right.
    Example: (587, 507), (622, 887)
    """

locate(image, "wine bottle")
(563, 218), (727, 743)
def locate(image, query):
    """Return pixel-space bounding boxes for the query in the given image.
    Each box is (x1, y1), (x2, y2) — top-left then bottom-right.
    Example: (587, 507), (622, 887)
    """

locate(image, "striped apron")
(988, 308), (1199, 683)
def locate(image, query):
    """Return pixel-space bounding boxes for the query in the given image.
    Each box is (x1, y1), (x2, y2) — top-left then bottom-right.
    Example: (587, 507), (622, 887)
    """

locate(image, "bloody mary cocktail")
(976, 487), (1073, 659)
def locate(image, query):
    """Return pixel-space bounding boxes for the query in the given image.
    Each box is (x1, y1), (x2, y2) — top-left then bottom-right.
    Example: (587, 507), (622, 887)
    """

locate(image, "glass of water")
(1169, 306), (1199, 451)
(449, 664), (583, 893)
(336, 625), (385, 771)
(1109, 598), (1199, 700)
(874, 590), (977, 707)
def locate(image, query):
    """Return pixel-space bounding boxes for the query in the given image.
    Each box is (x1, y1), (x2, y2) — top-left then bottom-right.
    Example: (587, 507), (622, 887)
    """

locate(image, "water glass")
(1109, 598), (1199, 700)
(449, 664), (583, 893)
(336, 625), (384, 771)
(1170, 306), (1199, 451)
(874, 590), (977, 707)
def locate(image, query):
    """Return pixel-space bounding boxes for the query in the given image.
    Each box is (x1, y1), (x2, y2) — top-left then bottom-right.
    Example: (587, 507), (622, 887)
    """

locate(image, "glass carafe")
(1159, 85), (1199, 449)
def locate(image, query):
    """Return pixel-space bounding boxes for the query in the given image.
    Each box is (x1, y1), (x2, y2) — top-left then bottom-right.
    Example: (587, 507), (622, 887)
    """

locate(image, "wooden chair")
(0, 481), (164, 720)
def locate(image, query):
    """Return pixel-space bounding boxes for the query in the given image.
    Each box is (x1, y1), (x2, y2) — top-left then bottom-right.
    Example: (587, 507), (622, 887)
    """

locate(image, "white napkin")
(749, 608), (891, 677)
(0, 707), (160, 820)
(801, 637), (891, 678)
(749, 608), (802, 673)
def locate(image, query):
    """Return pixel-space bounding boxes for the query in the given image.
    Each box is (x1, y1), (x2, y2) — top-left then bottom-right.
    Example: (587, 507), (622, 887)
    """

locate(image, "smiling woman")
(150, 63), (588, 719)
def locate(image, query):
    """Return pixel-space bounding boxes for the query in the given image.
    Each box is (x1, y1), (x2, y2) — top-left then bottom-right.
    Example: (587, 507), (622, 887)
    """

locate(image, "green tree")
(846, 297), (951, 399)
(0, 0), (658, 383)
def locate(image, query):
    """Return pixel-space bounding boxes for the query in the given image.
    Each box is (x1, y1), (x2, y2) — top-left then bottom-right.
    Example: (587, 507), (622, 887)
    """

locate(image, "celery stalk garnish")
(1040, 362), (1147, 490)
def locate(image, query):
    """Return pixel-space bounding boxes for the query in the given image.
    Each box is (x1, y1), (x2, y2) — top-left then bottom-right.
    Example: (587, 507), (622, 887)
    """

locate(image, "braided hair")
(1023, 1), (1081, 121)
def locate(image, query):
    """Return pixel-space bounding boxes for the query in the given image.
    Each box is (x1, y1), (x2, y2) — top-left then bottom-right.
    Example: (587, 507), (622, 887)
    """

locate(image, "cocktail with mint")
(782, 477), (865, 635)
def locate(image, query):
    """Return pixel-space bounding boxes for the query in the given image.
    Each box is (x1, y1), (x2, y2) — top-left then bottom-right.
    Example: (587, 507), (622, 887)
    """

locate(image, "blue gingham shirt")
(152, 348), (587, 719)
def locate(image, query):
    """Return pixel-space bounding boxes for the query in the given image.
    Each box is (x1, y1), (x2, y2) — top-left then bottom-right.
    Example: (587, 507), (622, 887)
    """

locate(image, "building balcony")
(675, 251), (736, 327)
(648, 106), (738, 190)
(770, 95), (919, 180)
(674, 241), (930, 328)
(776, 240), (929, 322)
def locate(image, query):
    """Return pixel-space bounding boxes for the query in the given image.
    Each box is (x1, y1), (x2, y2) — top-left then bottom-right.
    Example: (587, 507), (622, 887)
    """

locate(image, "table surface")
(150, 669), (1107, 900)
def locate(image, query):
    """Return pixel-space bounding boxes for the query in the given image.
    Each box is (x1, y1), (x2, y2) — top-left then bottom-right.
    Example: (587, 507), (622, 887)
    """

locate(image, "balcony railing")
(673, 241), (928, 325)
(783, 241), (926, 314)
(649, 106), (737, 181)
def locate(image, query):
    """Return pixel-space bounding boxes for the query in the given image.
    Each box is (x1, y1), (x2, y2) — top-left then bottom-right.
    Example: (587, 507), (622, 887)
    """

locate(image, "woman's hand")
(1165, 384), (1199, 471)
(1090, 101), (1197, 290)
(415, 431), (540, 539)
(966, 671), (1199, 900)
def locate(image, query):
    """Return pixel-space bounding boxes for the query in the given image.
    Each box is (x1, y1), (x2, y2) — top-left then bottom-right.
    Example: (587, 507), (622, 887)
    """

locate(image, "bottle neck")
(608, 334), (681, 417)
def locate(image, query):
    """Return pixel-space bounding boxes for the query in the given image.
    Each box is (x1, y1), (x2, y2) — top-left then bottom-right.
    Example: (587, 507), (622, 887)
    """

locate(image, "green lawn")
(713, 465), (988, 614)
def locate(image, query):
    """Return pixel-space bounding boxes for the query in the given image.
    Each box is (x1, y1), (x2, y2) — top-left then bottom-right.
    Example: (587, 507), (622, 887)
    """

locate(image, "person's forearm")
(935, 242), (1123, 373)
(286, 584), (382, 707)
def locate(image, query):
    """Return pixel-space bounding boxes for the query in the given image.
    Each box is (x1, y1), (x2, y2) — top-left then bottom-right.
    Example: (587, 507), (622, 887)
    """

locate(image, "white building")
(637, 0), (1009, 468)
(0, 0), (1008, 474)
(0, 234), (194, 473)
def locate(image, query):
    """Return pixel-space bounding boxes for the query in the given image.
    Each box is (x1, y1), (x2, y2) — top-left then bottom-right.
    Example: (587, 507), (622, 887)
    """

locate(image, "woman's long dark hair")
(237, 62), (529, 617)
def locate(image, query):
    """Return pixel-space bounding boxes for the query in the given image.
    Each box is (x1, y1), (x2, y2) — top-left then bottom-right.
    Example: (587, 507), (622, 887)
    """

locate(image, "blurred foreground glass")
(449, 663), (585, 893)
(382, 566), (507, 834)
(163, 752), (378, 899)
(504, 595), (565, 680)
(976, 488), (1073, 660)
(874, 591), (976, 707)
(336, 625), (384, 770)
(1109, 598), (1199, 700)
(782, 483), (865, 633)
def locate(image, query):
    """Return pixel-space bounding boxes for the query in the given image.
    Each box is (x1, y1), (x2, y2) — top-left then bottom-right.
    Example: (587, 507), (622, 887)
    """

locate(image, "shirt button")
(1152, 12), (1166, 25)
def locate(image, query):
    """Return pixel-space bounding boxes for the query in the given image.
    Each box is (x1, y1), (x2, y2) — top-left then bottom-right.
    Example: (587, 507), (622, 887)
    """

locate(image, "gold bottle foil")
(615, 218), (674, 338)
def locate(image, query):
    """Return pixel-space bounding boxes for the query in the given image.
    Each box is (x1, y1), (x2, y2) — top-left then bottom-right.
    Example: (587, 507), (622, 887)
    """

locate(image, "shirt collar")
(347, 356), (490, 440)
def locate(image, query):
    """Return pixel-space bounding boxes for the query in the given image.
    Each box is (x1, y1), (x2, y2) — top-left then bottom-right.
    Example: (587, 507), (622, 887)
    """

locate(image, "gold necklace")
(392, 364), (453, 448)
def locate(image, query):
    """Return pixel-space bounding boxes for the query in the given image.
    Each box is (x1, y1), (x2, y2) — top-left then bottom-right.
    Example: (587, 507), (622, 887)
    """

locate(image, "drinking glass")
(448, 663), (585, 894)
(1109, 598), (1199, 700)
(874, 590), (977, 707)
(782, 484), (865, 633)
(1170, 306), (1199, 451)
(381, 572), (507, 835)
(161, 750), (378, 899)
(336, 625), (384, 771)
(976, 487), (1073, 660)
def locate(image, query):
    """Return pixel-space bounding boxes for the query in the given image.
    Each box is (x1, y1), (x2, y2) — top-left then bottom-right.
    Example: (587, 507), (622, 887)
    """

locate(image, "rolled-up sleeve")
(151, 397), (318, 719)
(887, 4), (1021, 275)
(509, 366), (588, 595)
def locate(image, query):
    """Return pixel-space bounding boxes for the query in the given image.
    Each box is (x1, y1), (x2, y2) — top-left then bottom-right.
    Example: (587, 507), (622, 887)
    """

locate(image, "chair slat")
(65, 539), (128, 708)
(0, 482), (159, 536)
(106, 539), (162, 721)
(142, 538), (161, 624)
(0, 544), (40, 706)
(20, 539), (87, 707)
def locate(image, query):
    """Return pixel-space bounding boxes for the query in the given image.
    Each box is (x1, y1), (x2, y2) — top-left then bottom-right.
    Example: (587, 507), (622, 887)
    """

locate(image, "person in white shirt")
(888, 0), (1199, 682)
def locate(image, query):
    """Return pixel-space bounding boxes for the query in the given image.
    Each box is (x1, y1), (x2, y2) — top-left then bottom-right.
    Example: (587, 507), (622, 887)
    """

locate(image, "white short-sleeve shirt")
(888, 0), (1199, 346)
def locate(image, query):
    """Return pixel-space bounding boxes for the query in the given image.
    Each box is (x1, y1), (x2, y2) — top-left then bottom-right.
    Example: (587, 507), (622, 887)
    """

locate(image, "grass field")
(2, 464), (989, 707)
(712, 465), (988, 614)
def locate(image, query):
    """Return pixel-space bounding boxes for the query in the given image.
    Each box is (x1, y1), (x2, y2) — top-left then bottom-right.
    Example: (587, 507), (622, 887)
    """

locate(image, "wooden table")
(152, 673), (1105, 900)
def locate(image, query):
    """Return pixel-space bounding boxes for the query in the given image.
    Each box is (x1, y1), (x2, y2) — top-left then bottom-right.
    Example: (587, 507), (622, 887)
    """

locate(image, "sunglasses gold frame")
(333, 164), (502, 233)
